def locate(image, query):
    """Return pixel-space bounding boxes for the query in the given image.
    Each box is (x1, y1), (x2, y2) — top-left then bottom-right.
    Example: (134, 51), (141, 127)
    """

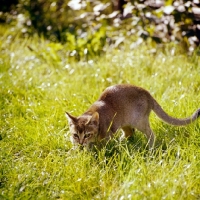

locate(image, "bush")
(1, 0), (200, 60)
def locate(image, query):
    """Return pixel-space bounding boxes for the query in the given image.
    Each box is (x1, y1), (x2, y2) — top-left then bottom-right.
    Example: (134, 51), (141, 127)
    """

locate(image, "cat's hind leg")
(137, 120), (155, 149)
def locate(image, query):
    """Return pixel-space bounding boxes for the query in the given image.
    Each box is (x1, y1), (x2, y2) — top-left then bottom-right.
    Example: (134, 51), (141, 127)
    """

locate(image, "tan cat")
(66, 84), (200, 149)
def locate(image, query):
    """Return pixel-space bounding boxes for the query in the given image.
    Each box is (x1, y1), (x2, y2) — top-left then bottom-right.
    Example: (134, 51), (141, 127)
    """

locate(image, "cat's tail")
(152, 99), (200, 126)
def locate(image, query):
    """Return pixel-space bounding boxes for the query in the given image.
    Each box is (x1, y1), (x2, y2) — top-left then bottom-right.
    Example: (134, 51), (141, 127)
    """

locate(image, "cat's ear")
(65, 112), (77, 125)
(86, 112), (99, 125)
(92, 112), (99, 122)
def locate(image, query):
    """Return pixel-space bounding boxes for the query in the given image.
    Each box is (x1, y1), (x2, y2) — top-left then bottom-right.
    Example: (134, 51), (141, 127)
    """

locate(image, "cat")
(66, 84), (200, 149)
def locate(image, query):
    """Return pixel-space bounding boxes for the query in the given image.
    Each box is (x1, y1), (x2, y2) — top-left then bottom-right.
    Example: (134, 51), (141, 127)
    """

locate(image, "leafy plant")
(1, 0), (200, 61)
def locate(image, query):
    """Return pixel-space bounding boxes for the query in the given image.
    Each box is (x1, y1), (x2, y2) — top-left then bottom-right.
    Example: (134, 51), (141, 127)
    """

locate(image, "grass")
(0, 26), (200, 199)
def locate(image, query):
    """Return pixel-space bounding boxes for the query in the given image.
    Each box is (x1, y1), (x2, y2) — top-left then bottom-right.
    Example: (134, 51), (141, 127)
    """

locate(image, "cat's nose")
(79, 139), (84, 145)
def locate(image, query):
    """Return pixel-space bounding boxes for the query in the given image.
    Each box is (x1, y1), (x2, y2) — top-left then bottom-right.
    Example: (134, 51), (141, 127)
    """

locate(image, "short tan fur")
(66, 84), (200, 149)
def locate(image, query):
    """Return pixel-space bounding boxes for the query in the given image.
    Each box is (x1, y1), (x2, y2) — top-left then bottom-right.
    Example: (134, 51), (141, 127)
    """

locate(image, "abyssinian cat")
(66, 84), (200, 149)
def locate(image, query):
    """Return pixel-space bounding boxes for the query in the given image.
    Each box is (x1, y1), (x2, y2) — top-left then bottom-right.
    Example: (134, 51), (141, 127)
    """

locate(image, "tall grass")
(0, 26), (200, 199)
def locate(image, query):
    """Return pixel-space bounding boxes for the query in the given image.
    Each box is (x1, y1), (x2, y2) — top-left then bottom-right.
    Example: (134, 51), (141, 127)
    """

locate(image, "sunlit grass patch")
(0, 27), (200, 199)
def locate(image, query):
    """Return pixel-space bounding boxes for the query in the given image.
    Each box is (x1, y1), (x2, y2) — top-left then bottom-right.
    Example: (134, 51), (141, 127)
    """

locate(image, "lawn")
(0, 26), (200, 199)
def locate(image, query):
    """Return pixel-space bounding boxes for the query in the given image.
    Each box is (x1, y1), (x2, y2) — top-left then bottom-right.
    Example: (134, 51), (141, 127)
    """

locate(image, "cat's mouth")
(77, 142), (96, 150)
(79, 145), (84, 150)
(76, 142), (88, 150)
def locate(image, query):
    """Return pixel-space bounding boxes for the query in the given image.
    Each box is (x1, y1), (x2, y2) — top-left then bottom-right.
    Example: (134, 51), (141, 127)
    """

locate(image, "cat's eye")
(73, 134), (79, 139)
(84, 134), (91, 139)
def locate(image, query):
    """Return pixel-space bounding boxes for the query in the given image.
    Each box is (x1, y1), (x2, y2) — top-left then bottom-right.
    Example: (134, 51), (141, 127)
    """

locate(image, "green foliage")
(0, 26), (200, 199)
(1, 0), (200, 61)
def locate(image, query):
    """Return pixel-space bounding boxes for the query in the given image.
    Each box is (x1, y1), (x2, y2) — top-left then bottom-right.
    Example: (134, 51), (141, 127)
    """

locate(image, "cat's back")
(98, 84), (152, 104)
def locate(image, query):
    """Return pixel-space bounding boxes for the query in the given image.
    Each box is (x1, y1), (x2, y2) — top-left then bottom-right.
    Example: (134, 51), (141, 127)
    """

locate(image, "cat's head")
(66, 112), (99, 148)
